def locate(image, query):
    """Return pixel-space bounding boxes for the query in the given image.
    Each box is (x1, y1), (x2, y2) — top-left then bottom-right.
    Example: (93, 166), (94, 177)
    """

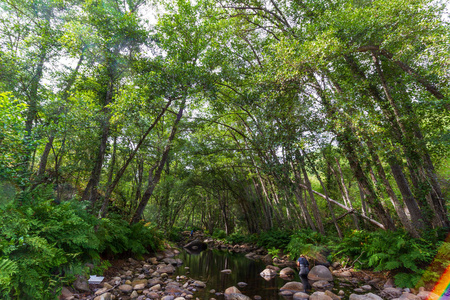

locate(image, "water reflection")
(174, 249), (301, 300)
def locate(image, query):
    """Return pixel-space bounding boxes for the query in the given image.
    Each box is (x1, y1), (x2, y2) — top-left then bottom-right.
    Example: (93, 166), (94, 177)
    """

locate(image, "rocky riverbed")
(58, 236), (441, 300)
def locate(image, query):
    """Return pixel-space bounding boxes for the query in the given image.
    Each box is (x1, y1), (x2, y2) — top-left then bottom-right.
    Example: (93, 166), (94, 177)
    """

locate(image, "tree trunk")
(130, 99), (186, 224)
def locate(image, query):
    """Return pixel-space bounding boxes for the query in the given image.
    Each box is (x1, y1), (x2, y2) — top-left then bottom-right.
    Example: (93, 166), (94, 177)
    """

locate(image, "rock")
(59, 287), (74, 300)
(118, 284), (133, 293)
(134, 283), (146, 290)
(174, 298), (185, 300)
(312, 280), (332, 289)
(227, 294), (251, 300)
(331, 262), (340, 269)
(150, 284), (161, 291)
(399, 292), (421, 300)
(384, 278), (395, 288)
(163, 258), (178, 265)
(417, 290), (439, 300)
(157, 263), (176, 274)
(221, 269), (232, 274)
(310, 291), (334, 300)
(309, 265), (333, 282)
(325, 290), (340, 300)
(266, 265), (280, 271)
(73, 276), (90, 292)
(334, 270), (352, 277)
(245, 252), (256, 259)
(381, 287), (403, 298)
(280, 267), (296, 277)
(130, 291), (139, 299)
(184, 239), (207, 251)
(280, 290), (294, 296)
(131, 279), (148, 287)
(293, 292), (310, 299)
(254, 296), (262, 300)
(361, 285), (372, 291)
(148, 257), (158, 264)
(193, 280), (206, 288)
(225, 286), (242, 294)
(338, 290), (345, 296)
(260, 268), (277, 277)
(148, 278), (163, 287)
(161, 296), (175, 300)
(94, 293), (112, 300)
(147, 291), (159, 299)
(237, 282), (248, 287)
(349, 293), (383, 300)
(210, 289), (216, 293)
(280, 282), (304, 293)
(95, 287), (108, 295)
(354, 288), (364, 293)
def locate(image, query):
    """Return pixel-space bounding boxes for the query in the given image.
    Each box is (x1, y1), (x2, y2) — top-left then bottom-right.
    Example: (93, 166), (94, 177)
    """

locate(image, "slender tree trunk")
(300, 161), (325, 234)
(304, 152), (342, 239)
(130, 98), (186, 224)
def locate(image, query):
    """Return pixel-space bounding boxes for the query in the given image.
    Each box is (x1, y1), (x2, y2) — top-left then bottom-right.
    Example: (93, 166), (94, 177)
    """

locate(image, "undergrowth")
(0, 187), (164, 299)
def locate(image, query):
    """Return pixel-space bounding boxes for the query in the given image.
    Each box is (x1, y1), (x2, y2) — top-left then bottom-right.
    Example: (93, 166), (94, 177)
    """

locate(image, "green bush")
(329, 229), (437, 287)
(0, 188), (165, 299)
(0, 195), (99, 299)
(212, 229), (227, 240)
(257, 229), (292, 250)
(287, 229), (329, 261)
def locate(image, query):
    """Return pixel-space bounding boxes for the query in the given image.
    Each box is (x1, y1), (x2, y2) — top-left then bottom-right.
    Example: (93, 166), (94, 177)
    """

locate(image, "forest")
(0, 0), (449, 298)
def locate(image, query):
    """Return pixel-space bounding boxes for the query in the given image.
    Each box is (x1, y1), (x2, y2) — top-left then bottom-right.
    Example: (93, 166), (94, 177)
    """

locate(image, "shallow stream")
(174, 249), (312, 299)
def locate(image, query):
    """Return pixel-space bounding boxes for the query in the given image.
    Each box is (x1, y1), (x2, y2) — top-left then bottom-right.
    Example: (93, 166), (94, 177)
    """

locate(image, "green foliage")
(330, 229), (437, 287)
(287, 229), (329, 261)
(256, 229), (292, 250)
(0, 195), (98, 299)
(0, 187), (165, 299)
(267, 247), (280, 259)
(211, 229), (227, 240)
(225, 232), (258, 245)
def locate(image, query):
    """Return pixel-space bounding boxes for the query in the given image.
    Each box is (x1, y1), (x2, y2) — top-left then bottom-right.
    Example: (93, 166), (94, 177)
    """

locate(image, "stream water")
(174, 249), (310, 299)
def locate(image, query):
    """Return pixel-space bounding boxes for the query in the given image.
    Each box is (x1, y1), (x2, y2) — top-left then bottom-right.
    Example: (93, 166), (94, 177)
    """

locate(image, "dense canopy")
(0, 0), (449, 297)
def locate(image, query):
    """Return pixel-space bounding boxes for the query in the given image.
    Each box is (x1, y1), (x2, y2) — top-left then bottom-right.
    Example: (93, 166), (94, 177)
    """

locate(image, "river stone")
(325, 290), (341, 300)
(94, 292), (112, 300)
(60, 287), (74, 300)
(260, 268), (277, 277)
(237, 282), (248, 287)
(280, 290), (294, 296)
(73, 276), (90, 292)
(361, 285), (372, 291)
(132, 279), (148, 286)
(95, 287), (108, 295)
(417, 290), (439, 300)
(310, 291), (334, 300)
(349, 293), (383, 300)
(147, 291), (159, 299)
(161, 296), (175, 300)
(150, 284), (161, 291)
(221, 269), (232, 274)
(312, 280), (332, 289)
(134, 283), (146, 290)
(227, 294), (251, 300)
(399, 292), (421, 300)
(381, 287), (403, 298)
(119, 284), (133, 293)
(163, 258), (178, 265)
(193, 280), (206, 288)
(157, 264), (176, 274)
(266, 265), (280, 271)
(130, 290), (139, 299)
(148, 278), (163, 287)
(334, 270), (352, 277)
(309, 265), (333, 281)
(293, 292), (309, 300)
(280, 282), (304, 293)
(148, 257), (158, 264)
(225, 286), (242, 294)
(280, 267), (296, 277)
(354, 288), (365, 293)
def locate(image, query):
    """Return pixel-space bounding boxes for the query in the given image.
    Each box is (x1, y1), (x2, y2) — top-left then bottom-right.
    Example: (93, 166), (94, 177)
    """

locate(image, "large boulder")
(260, 268), (277, 277)
(184, 239), (207, 251)
(308, 265), (333, 281)
(310, 291), (334, 300)
(280, 282), (304, 293)
(280, 267), (296, 277)
(381, 287), (403, 298)
(73, 276), (90, 292)
(225, 286), (242, 294)
(349, 293), (383, 300)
